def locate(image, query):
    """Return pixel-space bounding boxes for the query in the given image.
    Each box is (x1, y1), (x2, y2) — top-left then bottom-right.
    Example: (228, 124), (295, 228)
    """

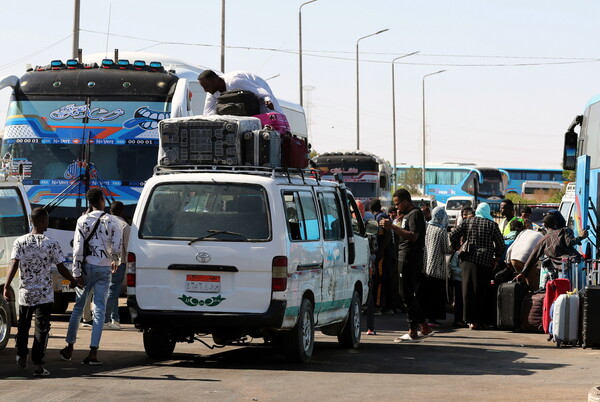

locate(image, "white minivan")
(0, 169), (32, 350)
(127, 166), (375, 362)
(445, 195), (475, 228)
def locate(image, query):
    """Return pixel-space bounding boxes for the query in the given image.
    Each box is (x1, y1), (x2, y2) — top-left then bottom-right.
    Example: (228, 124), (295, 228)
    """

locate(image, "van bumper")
(127, 295), (287, 333)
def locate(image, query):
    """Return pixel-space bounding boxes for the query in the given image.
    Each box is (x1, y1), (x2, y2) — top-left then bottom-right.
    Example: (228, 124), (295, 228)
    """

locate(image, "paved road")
(1, 306), (599, 401)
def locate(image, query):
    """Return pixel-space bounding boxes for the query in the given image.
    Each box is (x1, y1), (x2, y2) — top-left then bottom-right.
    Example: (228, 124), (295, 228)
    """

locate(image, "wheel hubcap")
(352, 301), (360, 337)
(0, 310), (7, 343)
(301, 311), (313, 352)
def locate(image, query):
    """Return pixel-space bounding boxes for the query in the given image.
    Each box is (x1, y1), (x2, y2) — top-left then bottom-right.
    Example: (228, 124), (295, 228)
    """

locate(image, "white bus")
(521, 181), (565, 201)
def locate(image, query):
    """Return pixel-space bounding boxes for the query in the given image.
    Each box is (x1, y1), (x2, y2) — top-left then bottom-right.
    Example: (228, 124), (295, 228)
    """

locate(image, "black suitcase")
(216, 90), (260, 116)
(241, 129), (281, 167)
(497, 281), (529, 330)
(581, 285), (600, 348)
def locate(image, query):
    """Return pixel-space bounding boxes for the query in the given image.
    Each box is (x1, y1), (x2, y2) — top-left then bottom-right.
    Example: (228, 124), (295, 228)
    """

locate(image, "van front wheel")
(283, 298), (314, 363)
(338, 290), (361, 349)
(143, 330), (176, 359)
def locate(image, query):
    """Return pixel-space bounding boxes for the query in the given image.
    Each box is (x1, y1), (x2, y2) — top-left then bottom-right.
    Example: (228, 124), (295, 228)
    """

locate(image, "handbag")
(458, 240), (472, 260)
(80, 213), (105, 258)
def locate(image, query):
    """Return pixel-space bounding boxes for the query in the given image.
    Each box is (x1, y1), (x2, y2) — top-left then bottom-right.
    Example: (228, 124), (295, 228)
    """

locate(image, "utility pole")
(220, 0), (225, 72)
(72, 0), (80, 59)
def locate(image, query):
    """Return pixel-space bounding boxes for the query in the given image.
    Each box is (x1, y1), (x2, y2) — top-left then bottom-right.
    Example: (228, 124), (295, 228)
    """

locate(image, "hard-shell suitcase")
(496, 281), (529, 331)
(254, 112), (291, 134)
(581, 285), (600, 348)
(158, 115), (261, 166)
(216, 90), (260, 116)
(281, 133), (309, 169)
(543, 278), (571, 334)
(551, 292), (580, 347)
(520, 291), (545, 333)
(241, 129), (281, 167)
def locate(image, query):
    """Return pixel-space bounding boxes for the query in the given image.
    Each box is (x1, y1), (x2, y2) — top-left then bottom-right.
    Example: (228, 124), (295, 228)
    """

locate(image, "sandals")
(33, 367), (50, 376)
(59, 347), (72, 361)
(418, 330), (436, 338)
(82, 357), (103, 365)
(394, 333), (420, 343)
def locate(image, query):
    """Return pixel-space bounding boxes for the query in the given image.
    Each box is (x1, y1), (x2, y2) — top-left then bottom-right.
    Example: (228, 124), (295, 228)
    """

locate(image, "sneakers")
(103, 321), (121, 330)
(80, 321), (92, 328)
(16, 355), (27, 369)
(366, 329), (377, 335)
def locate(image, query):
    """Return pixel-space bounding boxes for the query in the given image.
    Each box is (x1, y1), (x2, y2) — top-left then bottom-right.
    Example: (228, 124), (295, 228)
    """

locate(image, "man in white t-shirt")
(506, 228), (544, 289)
(60, 188), (123, 365)
(4, 207), (78, 376)
(199, 69), (283, 115)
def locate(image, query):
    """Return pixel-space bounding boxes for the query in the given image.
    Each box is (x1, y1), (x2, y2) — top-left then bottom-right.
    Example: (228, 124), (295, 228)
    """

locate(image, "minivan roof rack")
(154, 164), (322, 185)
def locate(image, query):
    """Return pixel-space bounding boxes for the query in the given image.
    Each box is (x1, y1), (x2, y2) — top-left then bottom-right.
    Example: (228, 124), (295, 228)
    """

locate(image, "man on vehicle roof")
(198, 70), (283, 115)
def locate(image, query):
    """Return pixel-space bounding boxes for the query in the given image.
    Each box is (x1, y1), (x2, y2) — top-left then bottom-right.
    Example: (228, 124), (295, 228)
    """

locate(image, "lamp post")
(391, 51), (419, 191)
(220, 0), (225, 72)
(299, 0), (318, 107)
(356, 28), (389, 150)
(421, 69), (446, 194)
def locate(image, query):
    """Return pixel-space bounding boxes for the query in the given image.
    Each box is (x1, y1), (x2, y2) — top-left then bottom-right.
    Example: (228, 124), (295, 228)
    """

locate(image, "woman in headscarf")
(420, 206), (453, 325)
(450, 202), (505, 329)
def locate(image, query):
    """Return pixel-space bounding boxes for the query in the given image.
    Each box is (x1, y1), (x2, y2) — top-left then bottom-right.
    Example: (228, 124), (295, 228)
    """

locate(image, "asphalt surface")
(1, 303), (599, 401)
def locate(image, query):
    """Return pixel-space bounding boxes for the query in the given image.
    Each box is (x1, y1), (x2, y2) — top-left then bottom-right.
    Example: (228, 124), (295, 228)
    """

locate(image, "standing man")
(380, 189), (434, 341)
(60, 188), (122, 365)
(198, 70), (283, 115)
(499, 199), (517, 236)
(104, 201), (130, 330)
(4, 208), (79, 376)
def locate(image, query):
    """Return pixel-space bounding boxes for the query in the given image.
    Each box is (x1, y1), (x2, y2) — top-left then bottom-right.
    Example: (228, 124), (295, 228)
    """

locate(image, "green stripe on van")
(284, 298), (352, 317)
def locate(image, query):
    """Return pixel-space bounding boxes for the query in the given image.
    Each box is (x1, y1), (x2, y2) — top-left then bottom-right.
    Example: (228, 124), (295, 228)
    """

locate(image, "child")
(3, 207), (79, 376)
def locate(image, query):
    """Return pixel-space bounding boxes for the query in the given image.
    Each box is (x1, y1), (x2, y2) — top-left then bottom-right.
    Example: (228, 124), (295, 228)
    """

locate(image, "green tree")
(563, 170), (576, 182)
(397, 167), (423, 195)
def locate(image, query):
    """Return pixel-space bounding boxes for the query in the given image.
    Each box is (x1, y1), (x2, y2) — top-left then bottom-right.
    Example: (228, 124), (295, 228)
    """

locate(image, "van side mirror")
(365, 220), (379, 236)
(563, 131), (578, 171)
(379, 175), (387, 189)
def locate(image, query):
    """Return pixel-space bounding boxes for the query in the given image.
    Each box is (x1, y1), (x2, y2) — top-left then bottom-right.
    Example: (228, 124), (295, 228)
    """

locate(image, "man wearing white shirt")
(60, 188), (123, 365)
(199, 70), (283, 115)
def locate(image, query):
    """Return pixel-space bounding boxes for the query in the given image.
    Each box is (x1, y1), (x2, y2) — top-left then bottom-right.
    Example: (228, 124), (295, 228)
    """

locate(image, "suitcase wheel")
(244, 132), (253, 140)
(262, 132), (271, 140)
(224, 123), (235, 131)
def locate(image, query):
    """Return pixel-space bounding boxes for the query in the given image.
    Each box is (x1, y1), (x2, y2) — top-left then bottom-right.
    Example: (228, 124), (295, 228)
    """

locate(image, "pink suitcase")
(254, 112), (291, 134)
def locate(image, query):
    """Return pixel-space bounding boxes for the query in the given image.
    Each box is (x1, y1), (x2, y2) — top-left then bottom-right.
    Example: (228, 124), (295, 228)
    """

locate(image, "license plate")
(61, 279), (74, 292)
(185, 275), (220, 293)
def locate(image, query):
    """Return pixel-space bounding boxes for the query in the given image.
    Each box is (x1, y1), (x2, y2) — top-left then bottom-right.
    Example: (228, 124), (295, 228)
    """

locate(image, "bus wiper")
(188, 229), (245, 245)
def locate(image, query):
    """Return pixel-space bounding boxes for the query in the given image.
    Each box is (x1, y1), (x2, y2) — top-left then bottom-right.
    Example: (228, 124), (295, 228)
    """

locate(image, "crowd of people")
(360, 190), (587, 342)
(4, 189), (128, 375)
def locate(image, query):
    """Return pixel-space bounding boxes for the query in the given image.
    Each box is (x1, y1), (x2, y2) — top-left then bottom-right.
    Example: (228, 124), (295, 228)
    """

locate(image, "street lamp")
(421, 69), (446, 194)
(356, 28), (389, 150)
(299, 0), (318, 107)
(391, 51), (419, 191)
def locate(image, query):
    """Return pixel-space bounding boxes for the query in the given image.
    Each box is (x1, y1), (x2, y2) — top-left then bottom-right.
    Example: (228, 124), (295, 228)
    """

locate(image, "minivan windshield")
(140, 182), (270, 241)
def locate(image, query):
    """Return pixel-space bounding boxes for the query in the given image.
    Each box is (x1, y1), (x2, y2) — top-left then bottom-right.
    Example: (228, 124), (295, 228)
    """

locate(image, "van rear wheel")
(338, 290), (361, 349)
(0, 296), (11, 351)
(283, 298), (314, 363)
(143, 330), (176, 359)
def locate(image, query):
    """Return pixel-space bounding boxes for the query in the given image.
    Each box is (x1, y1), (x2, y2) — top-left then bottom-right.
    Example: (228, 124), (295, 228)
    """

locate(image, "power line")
(79, 29), (600, 67)
(0, 35), (72, 72)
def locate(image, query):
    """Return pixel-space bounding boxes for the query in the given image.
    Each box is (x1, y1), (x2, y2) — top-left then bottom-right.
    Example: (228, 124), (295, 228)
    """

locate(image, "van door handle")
(298, 262), (323, 271)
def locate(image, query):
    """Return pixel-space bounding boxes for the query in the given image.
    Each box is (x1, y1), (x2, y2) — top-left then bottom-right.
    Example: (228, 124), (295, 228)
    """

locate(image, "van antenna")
(104, 3), (112, 59)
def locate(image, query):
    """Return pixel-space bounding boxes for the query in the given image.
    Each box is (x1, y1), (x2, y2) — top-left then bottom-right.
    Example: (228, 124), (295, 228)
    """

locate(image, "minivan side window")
(283, 191), (320, 241)
(0, 188), (28, 237)
(317, 192), (344, 241)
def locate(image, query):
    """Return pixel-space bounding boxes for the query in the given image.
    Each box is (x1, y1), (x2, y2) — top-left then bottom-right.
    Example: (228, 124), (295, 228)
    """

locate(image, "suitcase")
(551, 293), (580, 347)
(496, 281), (529, 331)
(158, 115), (261, 166)
(581, 286), (600, 348)
(241, 129), (281, 167)
(520, 291), (545, 333)
(254, 112), (291, 134)
(216, 90), (261, 116)
(543, 278), (571, 334)
(281, 133), (309, 169)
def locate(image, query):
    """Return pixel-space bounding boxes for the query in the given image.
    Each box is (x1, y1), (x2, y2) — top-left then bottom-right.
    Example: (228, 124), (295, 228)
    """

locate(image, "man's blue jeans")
(66, 263), (111, 348)
(105, 263), (125, 323)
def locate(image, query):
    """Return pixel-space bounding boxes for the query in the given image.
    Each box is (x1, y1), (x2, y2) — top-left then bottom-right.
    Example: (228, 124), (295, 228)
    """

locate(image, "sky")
(2, 1), (600, 169)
